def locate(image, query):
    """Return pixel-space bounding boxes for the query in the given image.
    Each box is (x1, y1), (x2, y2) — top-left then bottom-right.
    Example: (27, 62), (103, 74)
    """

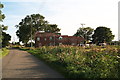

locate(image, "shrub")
(28, 45), (119, 78)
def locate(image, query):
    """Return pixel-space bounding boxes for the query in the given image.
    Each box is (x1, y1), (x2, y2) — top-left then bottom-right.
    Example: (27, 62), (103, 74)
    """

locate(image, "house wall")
(35, 32), (84, 47)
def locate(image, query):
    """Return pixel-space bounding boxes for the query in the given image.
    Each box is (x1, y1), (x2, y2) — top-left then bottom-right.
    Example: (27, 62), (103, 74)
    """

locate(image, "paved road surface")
(2, 49), (63, 78)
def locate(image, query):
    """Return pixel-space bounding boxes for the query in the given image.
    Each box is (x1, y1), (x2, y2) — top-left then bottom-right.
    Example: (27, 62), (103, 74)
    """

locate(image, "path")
(2, 49), (63, 78)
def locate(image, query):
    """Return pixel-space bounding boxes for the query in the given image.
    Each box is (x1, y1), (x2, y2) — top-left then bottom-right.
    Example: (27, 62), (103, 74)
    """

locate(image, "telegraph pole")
(30, 17), (33, 48)
(13, 37), (15, 44)
(81, 23), (85, 27)
(81, 23), (86, 44)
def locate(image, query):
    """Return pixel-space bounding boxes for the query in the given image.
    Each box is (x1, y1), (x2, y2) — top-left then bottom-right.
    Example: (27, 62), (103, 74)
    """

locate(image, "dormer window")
(59, 36), (63, 40)
(49, 37), (53, 40)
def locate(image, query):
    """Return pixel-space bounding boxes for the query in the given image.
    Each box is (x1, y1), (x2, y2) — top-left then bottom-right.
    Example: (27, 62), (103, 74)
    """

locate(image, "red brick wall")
(35, 32), (84, 47)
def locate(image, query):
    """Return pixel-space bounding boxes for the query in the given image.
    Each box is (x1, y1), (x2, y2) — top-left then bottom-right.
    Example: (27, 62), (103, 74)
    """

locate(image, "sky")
(1, 0), (120, 42)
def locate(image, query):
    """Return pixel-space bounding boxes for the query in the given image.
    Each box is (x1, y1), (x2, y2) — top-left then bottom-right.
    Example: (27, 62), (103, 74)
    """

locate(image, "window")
(37, 37), (40, 41)
(44, 38), (47, 41)
(49, 43), (52, 46)
(71, 43), (75, 45)
(59, 43), (62, 45)
(49, 37), (53, 40)
(59, 36), (63, 40)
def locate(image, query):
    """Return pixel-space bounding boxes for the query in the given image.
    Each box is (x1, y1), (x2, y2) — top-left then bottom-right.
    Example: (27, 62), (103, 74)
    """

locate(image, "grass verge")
(0, 48), (9, 58)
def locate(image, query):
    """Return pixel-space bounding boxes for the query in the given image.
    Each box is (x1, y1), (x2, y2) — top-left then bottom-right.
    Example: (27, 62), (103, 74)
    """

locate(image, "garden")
(25, 45), (120, 78)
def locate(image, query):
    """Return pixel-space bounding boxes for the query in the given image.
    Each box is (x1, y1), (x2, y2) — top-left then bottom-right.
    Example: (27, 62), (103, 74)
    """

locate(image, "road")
(2, 49), (63, 78)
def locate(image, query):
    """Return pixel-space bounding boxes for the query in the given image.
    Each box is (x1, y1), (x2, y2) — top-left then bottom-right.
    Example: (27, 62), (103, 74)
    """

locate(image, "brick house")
(35, 31), (85, 47)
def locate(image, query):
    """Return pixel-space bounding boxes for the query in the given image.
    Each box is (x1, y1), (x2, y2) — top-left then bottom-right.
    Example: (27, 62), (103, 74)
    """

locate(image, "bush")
(28, 45), (119, 78)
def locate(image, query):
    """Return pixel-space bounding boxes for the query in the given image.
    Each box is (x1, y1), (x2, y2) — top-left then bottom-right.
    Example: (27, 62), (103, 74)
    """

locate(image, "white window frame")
(59, 36), (63, 40)
(49, 37), (53, 40)
(44, 38), (47, 41)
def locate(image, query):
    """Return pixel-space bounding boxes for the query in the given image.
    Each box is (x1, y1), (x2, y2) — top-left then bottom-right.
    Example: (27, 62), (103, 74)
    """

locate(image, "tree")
(0, 3), (4, 47)
(15, 14), (47, 45)
(0, 2), (5, 21)
(2, 32), (11, 47)
(0, 3), (7, 32)
(16, 14), (60, 45)
(74, 27), (94, 43)
(92, 26), (114, 44)
(0, 3), (11, 47)
(44, 24), (61, 33)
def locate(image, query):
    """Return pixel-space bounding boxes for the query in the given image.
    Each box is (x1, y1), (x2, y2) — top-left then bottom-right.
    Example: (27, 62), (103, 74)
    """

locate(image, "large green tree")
(74, 27), (94, 42)
(0, 2), (7, 33)
(0, 3), (11, 47)
(0, 2), (4, 47)
(92, 26), (114, 44)
(16, 14), (60, 45)
(2, 32), (11, 47)
(0, 2), (5, 21)
(44, 24), (60, 33)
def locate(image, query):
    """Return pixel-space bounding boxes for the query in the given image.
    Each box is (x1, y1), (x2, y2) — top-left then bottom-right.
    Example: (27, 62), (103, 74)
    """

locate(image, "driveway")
(2, 49), (63, 78)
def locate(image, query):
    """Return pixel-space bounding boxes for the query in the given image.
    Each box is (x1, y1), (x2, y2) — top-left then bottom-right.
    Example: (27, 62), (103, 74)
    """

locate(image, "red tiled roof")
(35, 32), (84, 40)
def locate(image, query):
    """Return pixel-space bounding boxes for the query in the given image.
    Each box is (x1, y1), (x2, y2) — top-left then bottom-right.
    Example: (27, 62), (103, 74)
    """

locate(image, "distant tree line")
(74, 26), (114, 45)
